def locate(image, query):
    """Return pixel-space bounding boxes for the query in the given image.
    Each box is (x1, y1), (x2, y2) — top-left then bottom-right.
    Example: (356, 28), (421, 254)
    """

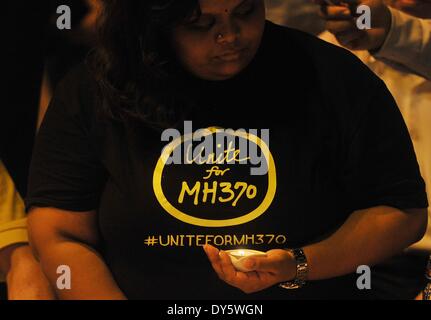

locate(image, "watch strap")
(279, 248), (308, 290)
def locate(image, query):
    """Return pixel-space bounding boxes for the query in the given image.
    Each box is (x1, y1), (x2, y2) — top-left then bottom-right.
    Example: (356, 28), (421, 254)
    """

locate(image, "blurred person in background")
(266, 0), (431, 79)
(265, 0), (325, 35)
(318, 0), (431, 299)
(390, 0), (431, 17)
(266, 0), (431, 299)
(1, 0), (100, 300)
(1, 1), (54, 300)
(39, 0), (102, 126)
(44, 0), (101, 87)
(0, 161), (54, 300)
(319, 0), (431, 79)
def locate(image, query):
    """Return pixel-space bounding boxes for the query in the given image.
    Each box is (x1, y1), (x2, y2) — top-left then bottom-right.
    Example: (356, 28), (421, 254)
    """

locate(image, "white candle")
(225, 249), (267, 272)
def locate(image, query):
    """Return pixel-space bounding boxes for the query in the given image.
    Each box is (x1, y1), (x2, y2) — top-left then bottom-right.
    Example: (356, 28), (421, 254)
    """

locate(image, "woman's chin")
(209, 64), (247, 81)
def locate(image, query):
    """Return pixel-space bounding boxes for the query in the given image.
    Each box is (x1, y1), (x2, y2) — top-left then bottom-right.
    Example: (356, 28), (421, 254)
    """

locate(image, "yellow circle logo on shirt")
(153, 127), (277, 227)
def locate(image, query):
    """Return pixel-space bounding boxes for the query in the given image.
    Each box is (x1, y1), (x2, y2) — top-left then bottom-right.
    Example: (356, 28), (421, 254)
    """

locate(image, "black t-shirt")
(26, 22), (428, 299)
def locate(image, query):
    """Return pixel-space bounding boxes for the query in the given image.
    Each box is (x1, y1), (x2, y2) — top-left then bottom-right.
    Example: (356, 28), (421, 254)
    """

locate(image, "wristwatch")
(279, 248), (308, 290)
(424, 283), (431, 300)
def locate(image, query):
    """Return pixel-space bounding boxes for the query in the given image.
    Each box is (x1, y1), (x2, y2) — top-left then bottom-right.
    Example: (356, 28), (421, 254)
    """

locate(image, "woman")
(26, 0), (428, 299)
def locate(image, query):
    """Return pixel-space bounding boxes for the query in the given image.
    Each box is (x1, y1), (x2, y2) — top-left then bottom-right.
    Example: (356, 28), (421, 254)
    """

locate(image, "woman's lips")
(215, 48), (247, 62)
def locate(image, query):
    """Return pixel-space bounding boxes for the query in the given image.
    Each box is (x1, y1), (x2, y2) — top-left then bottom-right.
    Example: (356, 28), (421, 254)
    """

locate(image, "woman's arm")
(204, 206), (428, 293)
(28, 207), (126, 300)
(303, 206), (427, 280)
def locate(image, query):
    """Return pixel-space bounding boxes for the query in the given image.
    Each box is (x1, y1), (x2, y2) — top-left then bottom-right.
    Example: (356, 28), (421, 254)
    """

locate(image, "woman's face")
(172, 0), (266, 81)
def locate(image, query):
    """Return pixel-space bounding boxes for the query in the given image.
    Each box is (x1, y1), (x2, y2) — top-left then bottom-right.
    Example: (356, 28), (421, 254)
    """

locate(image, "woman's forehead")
(199, 0), (251, 14)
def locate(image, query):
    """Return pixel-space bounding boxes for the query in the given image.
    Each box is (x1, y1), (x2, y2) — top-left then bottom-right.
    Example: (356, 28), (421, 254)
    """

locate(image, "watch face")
(279, 282), (301, 290)
(280, 280), (305, 290)
(425, 284), (431, 300)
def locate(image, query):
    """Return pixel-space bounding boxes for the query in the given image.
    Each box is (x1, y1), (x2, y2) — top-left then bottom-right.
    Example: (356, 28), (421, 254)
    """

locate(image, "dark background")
(1, 0), (94, 300)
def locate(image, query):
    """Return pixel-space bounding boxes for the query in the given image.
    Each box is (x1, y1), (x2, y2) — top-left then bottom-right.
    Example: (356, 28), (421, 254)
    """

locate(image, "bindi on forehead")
(199, 0), (246, 14)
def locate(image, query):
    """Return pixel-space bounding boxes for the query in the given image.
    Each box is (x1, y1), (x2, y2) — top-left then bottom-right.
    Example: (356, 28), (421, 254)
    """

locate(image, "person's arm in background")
(28, 207), (126, 300)
(372, 6), (431, 80)
(0, 161), (54, 300)
(0, 244), (55, 300)
(317, 0), (431, 80)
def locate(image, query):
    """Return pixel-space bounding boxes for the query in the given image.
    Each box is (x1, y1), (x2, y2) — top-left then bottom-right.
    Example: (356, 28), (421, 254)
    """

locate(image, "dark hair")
(88, 0), (201, 130)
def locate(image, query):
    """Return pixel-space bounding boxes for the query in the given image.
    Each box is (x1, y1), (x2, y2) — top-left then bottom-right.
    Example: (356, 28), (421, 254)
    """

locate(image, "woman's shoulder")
(55, 61), (98, 100)
(265, 21), (383, 93)
(264, 21), (393, 139)
(50, 61), (100, 123)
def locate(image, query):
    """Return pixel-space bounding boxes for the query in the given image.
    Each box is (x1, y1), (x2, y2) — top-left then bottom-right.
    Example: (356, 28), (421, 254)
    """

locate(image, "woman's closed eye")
(234, 0), (256, 17)
(187, 15), (216, 31)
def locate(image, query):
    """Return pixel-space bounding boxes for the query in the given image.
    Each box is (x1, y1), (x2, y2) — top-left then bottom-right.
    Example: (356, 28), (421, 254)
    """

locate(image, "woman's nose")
(215, 21), (240, 44)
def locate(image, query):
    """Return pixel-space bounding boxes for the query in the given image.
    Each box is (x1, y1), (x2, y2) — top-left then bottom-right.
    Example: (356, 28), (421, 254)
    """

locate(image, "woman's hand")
(5, 245), (56, 300)
(203, 244), (296, 294)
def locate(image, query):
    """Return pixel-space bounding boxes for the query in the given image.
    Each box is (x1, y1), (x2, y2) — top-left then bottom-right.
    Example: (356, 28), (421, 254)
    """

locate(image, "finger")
(320, 5), (352, 19)
(219, 250), (254, 287)
(340, 0), (359, 5)
(203, 245), (225, 279)
(325, 20), (356, 36)
(346, 32), (370, 50)
(218, 250), (239, 284)
(243, 255), (283, 273)
(336, 29), (365, 47)
(313, 0), (330, 5)
(252, 271), (276, 285)
(244, 270), (259, 281)
(344, 2), (361, 18)
(316, 0), (344, 5)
